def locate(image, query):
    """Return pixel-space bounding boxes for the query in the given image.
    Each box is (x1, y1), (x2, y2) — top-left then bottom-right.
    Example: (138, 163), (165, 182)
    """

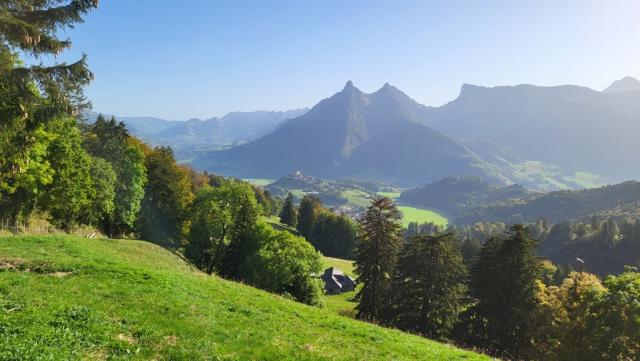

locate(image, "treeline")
(355, 197), (640, 360)
(279, 193), (357, 259)
(0, 4), (322, 306)
(407, 213), (640, 276)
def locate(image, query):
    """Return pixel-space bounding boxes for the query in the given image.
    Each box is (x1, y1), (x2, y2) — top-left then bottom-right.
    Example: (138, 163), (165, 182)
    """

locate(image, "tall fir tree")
(354, 197), (403, 321)
(279, 193), (298, 228)
(389, 233), (468, 340)
(468, 224), (542, 359)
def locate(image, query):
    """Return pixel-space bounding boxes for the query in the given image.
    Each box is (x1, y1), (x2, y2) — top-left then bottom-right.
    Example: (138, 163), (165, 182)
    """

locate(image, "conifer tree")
(468, 224), (541, 358)
(389, 233), (468, 340)
(279, 193), (297, 228)
(354, 197), (403, 321)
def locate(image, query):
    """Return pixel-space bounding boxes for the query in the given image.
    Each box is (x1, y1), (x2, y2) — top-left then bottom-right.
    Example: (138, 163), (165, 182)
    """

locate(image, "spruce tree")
(468, 224), (541, 358)
(354, 197), (403, 321)
(279, 193), (297, 228)
(389, 233), (468, 340)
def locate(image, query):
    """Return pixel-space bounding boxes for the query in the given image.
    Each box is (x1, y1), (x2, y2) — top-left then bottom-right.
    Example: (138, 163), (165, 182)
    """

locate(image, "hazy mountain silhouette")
(603, 76), (640, 93)
(194, 81), (492, 185)
(423, 81), (640, 181)
(86, 109), (307, 148)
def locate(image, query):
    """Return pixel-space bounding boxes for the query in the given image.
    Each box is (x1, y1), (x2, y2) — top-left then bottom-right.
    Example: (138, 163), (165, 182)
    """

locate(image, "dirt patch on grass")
(117, 333), (136, 344)
(164, 335), (178, 346)
(0, 258), (25, 271)
(0, 258), (74, 277)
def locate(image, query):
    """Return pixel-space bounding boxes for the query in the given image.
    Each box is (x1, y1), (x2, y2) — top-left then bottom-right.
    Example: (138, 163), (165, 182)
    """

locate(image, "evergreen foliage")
(279, 193), (297, 228)
(354, 197), (403, 321)
(466, 224), (541, 359)
(388, 233), (468, 340)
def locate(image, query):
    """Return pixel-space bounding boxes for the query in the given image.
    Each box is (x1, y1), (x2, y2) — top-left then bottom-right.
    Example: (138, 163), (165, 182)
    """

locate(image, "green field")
(242, 178), (275, 187)
(0, 235), (488, 360)
(376, 191), (402, 199)
(322, 256), (355, 275)
(341, 189), (373, 208)
(397, 206), (449, 227)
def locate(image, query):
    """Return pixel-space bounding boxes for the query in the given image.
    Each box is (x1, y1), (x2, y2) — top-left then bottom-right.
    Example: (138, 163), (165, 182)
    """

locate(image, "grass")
(320, 257), (358, 317)
(242, 178), (275, 187)
(341, 189), (373, 208)
(376, 191), (401, 199)
(322, 256), (355, 276)
(397, 206), (449, 227)
(0, 235), (489, 360)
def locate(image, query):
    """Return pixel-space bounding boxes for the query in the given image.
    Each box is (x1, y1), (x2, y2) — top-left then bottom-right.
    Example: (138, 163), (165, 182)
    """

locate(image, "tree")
(219, 181), (260, 279)
(238, 223), (323, 305)
(354, 197), (403, 321)
(311, 211), (357, 259)
(389, 233), (468, 340)
(296, 194), (322, 239)
(85, 157), (116, 227)
(41, 116), (93, 231)
(586, 267), (640, 360)
(84, 116), (147, 236)
(137, 146), (193, 246)
(279, 193), (297, 228)
(467, 224), (542, 358)
(186, 186), (232, 274)
(186, 180), (259, 275)
(530, 272), (606, 361)
(0, 0), (97, 227)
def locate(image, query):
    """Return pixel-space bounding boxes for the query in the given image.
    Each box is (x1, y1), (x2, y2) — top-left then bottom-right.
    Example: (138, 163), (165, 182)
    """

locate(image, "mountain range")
(422, 77), (640, 181)
(86, 109), (308, 150)
(193, 79), (635, 189)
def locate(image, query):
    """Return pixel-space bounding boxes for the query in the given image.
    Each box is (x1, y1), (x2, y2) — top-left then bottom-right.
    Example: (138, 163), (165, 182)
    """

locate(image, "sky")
(49, 0), (640, 120)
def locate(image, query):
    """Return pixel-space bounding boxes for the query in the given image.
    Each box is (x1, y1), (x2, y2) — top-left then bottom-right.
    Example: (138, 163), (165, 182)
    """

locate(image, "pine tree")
(468, 224), (542, 358)
(389, 233), (468, 340)
(354, 197), (403, 321)
(279, 193), (297, 228)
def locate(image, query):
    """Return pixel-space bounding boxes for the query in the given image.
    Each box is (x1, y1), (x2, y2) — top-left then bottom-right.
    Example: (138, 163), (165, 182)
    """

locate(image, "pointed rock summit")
(603, 76), (640, 93)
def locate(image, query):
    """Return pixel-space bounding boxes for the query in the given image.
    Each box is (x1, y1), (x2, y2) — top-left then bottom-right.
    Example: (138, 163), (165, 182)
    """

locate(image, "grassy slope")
(397, 206), (449, 228)
(0, 236), (489, 361)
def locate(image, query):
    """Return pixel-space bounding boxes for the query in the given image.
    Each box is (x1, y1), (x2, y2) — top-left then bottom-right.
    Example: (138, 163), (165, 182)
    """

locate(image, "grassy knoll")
(397, 206), (449, 227)
(341, 189), (373, 208)
(0, 236), (489, 360)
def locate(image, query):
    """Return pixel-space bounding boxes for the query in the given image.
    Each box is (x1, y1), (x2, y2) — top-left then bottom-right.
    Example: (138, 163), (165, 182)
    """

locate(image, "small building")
(321, 267), (357, 294)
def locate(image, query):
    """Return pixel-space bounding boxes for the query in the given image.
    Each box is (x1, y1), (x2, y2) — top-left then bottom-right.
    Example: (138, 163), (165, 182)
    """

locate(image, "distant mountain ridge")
(86, 109), (308, 149)
(193, 81), (609, 189)
(422, 80), (640, 181)
(603, 76), (640, 93)
(193, 81), (497, 186)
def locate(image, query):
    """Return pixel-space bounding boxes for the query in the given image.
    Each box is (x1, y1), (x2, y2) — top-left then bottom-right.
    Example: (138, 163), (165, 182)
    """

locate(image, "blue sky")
(53, 0), (640, 120)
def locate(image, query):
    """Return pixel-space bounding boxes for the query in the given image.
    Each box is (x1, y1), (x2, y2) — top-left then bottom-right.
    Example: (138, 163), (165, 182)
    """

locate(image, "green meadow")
(0, 235), (489, 360)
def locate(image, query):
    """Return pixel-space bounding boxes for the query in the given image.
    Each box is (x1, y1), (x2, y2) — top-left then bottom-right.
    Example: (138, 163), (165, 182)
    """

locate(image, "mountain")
(456, 181), (640, 225)
(603, 76), (640, 93)
(86, 109), (307, 154)
(399, 176), (537, 217)
(422, 81), (640, 181)
(193, 82), (497, 186)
